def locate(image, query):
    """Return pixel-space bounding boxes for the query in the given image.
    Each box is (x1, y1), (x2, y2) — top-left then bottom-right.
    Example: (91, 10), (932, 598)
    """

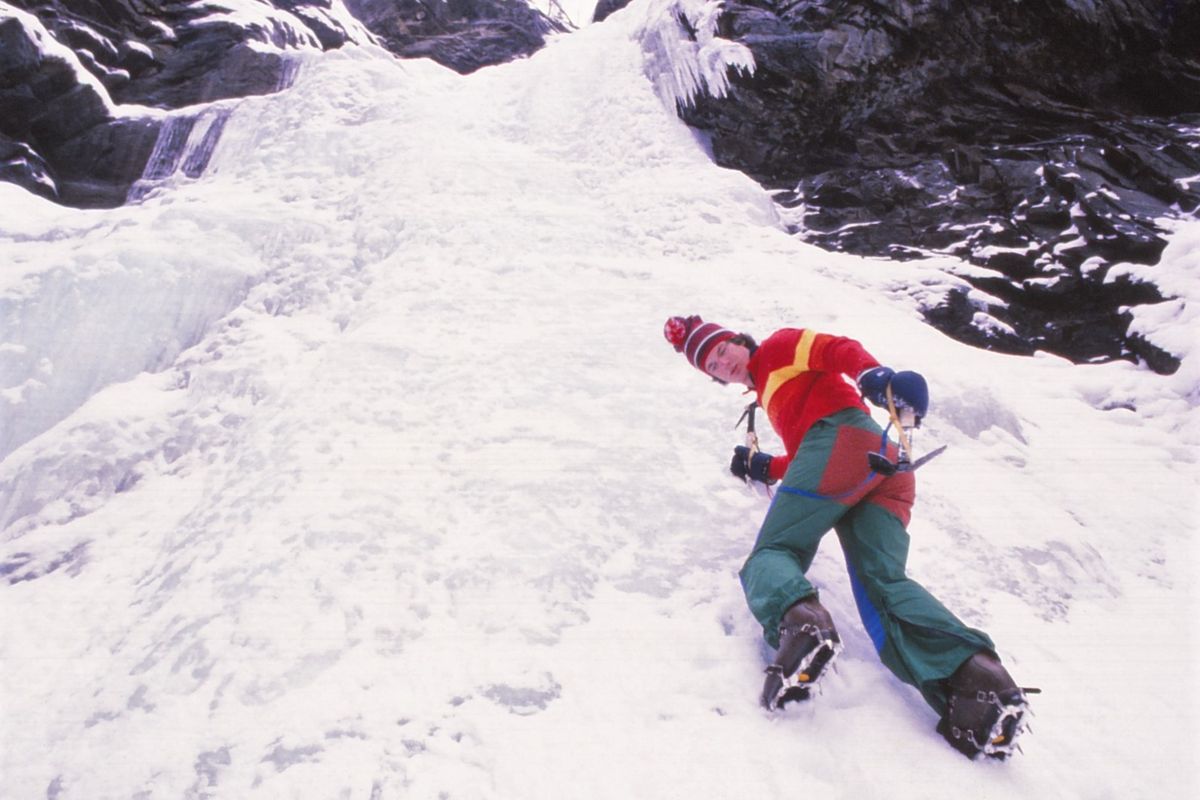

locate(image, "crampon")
(760, 597), (842, 710)
(937, 652), (1038, 760)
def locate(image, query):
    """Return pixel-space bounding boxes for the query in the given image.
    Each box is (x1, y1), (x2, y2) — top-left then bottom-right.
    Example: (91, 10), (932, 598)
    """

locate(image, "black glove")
(731, 446), (775, 485)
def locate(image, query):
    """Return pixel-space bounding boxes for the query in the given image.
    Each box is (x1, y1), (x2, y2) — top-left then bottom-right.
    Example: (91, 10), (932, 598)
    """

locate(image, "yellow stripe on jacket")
(761, 328), (817, 411)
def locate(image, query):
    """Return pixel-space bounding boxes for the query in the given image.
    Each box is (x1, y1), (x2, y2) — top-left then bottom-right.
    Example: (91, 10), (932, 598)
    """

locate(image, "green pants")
(739, 409), (993, 715)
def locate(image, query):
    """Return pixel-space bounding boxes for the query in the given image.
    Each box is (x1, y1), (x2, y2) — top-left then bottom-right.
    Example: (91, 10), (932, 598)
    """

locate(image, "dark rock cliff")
(343, 0), (564, 74)
(652, 0), (1200, 373)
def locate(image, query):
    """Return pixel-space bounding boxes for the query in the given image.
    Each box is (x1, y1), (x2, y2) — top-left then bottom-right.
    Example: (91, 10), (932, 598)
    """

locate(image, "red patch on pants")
(816, 425), (915, 526)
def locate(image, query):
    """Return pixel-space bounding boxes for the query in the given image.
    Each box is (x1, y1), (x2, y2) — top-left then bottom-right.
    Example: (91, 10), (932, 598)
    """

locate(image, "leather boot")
(760, 595), (842, 710)
(937, 651), (1029, 759)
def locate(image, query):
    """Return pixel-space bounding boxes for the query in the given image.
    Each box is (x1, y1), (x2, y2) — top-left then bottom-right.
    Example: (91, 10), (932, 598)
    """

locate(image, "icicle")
(277, 56), (303, 92)
(181, 108), (232, 178)
(127, 107), (233, 201)
(139, 116), (197, 182)
(636, 0), (755, 112)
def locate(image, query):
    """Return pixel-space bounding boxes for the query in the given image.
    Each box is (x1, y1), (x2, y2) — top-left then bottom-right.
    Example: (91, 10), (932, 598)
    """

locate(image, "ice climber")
(663, 314), (1031, 760)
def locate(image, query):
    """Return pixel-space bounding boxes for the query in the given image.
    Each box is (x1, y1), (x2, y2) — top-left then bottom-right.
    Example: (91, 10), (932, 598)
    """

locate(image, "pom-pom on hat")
(664, 315), (736, 374)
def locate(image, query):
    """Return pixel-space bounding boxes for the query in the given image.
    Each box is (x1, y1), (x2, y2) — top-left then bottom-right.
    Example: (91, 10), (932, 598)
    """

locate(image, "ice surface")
(0, 2), (1197, 798)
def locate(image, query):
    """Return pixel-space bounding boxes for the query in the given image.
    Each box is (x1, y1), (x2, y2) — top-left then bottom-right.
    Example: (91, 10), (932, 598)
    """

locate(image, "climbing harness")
(740, 377), (948, 503)
(776, 426), (891, 502)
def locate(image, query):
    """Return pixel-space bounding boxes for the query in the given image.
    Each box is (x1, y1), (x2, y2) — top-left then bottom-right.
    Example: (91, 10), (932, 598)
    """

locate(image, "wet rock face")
(672, 0), (1200, 373)
(592, 0), (628, 24)
(0, 0), (562, 207)
(343, 0), (565, 74)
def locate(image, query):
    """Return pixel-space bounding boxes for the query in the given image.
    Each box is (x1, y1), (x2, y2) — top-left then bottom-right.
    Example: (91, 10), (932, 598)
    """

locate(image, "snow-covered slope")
(2, 2), (1197, 798)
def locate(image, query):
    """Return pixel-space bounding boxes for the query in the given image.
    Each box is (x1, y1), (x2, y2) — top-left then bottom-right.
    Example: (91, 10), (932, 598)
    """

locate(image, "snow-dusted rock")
(343, 0), (567, 74)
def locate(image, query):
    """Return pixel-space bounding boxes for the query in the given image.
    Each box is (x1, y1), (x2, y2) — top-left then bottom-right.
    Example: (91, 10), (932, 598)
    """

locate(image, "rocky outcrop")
(592, 0), (628, 24)
(0, 0), (564, 207)
(343, 0), (566, 74)
(634, 0), (1200, 373)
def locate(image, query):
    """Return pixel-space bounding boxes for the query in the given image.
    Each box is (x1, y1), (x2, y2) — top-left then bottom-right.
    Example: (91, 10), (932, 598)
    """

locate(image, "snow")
(123, 39), (154, 59)
(1, 1), (1198, 798)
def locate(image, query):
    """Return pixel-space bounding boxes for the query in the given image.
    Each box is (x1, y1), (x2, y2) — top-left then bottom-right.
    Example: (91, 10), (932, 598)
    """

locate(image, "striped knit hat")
(663, 315), (736, 374)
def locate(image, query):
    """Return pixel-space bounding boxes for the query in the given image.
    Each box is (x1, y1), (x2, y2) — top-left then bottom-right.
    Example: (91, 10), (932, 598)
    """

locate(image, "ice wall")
(0, 190), (260, 462)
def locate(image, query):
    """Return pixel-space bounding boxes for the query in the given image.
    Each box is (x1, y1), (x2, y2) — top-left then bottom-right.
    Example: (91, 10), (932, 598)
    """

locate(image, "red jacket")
(746, 328), (880, 481)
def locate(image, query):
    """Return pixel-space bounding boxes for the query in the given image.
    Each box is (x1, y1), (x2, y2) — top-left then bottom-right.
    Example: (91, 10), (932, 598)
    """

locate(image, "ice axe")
(736, 401), (760, 459)
(867, 381), (946, 476)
